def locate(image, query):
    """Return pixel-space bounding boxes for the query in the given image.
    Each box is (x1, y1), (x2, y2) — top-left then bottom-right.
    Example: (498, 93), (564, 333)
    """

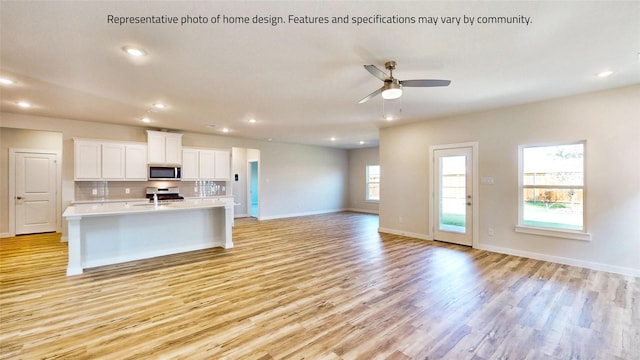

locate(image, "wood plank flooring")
(1, 212), (638, 359)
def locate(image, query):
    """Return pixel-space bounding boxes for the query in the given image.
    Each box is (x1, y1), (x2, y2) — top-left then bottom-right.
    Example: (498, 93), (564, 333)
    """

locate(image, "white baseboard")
(234, 213), (249, 218)
(377, 227), (639, 277)
(0, 232), (11, 238)
(378, 227), (433, 241)
(259, 209), (346, 221)
(346, 208), (379, 215)
(474, 243), (640, 278)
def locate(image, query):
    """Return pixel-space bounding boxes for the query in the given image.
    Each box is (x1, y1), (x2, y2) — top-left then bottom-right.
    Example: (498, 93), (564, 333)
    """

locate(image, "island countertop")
(63, 198), (232, 218)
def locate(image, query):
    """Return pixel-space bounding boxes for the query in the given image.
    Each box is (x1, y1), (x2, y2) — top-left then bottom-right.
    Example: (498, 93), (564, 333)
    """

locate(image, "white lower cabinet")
(74, 139), (147, 181)
(182, 148), (230, 181)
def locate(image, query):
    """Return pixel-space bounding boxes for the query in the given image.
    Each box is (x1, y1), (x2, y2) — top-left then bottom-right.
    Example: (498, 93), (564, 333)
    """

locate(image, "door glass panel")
(439, 155), (466, 233)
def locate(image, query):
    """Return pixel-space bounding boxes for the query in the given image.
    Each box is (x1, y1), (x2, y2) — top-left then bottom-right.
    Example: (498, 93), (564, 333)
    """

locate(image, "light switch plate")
(481, 177), (495, 185)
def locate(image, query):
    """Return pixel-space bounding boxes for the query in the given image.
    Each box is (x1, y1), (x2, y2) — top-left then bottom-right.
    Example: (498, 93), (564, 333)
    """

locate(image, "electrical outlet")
(488, 228), (495, 236)
(194, 187), (198, 192)
(125, 188), (130, 194)
(92, 188), (97, 195)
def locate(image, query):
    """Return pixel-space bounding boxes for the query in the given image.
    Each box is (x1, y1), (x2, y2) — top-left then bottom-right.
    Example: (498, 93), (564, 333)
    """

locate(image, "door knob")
(467, 202), (472, 206)
(16, 196), (24, 200)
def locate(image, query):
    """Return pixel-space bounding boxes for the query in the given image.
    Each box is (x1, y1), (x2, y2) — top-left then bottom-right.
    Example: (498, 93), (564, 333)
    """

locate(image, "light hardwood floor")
(1, 212), (638, 359)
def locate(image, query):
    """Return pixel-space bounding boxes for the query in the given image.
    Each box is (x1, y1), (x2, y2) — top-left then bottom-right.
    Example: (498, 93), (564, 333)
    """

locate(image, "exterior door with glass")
(433, 147), (473, 246)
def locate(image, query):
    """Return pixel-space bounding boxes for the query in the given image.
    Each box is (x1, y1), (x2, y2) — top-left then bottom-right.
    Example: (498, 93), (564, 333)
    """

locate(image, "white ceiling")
(1, 1), (639, 149)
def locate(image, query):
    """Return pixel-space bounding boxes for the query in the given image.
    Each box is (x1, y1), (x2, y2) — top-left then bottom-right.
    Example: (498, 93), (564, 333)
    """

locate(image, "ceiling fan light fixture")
(381, 82), (402, 100)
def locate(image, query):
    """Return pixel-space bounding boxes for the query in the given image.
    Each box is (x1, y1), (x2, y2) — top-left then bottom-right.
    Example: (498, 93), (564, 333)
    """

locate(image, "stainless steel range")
(146, 187), (184, 202)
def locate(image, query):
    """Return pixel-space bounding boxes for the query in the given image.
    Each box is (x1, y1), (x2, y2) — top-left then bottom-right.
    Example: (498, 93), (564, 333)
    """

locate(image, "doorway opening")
(249, 161), (259, 218)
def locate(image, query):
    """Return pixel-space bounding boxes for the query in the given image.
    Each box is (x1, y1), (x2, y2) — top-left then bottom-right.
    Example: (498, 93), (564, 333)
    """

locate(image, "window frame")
(365, 164), (380, 203)
(515, 141), (591, 241)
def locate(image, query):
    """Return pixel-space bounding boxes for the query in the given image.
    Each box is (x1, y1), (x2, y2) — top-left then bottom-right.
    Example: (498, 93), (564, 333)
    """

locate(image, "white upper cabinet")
(74, 139), (147, 181)
(199, 150), (216, 179)
(124, 144), (148, 180)
(74, 140), (102, 180)
(101, 143), (125, 179)
(181, 148), (230, 181)
(147, 130), (182, 165)
(214, 150), (230, 180)
(181, 148), (199, 181)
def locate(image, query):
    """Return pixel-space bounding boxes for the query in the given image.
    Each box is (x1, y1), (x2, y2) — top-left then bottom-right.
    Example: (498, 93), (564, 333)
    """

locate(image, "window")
(517, 142), (589, 240)
(366, 165), (380, 201)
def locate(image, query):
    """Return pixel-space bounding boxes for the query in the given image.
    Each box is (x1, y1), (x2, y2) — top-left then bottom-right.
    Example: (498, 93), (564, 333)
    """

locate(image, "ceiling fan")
(358, 61), (451, 104)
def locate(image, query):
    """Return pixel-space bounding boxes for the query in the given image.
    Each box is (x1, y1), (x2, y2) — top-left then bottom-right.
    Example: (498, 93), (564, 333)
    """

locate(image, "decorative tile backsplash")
(75, 180), (229, 201)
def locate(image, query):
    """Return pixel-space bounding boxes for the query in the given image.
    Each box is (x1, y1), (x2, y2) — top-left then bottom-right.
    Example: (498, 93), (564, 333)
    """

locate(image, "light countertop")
(63, 198), (232, 218)
(71, 195), (234, 205)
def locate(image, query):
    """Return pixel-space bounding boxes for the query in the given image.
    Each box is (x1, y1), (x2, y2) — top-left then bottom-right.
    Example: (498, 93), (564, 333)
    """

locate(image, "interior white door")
(15, 152), (57, 235)
(434, 147), (473, 246)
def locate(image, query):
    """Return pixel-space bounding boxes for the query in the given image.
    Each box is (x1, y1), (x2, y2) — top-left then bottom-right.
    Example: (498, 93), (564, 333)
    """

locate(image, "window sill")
(515, 225), (591, 241)
(365, 200), (379, 204)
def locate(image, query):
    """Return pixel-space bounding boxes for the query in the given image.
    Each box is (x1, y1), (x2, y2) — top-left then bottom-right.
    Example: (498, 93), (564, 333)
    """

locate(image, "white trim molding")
(475, 243), (639, 278)
(378, 227), (432, 241)
(515, 225), (592, 241)
(258, 209), (347, 221)
(346, 208), (379, 215)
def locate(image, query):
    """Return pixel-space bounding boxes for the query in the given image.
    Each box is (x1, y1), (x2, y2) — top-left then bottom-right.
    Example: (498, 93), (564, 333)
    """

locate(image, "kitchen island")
(62, 199), (233, 276)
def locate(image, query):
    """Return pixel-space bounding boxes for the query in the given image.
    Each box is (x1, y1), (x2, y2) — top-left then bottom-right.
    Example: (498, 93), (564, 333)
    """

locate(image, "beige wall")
(0, 127), (63, 235)
(0, 114), (349, 235)
(379, 85), (640, 276)
(347, 146), (379, 214)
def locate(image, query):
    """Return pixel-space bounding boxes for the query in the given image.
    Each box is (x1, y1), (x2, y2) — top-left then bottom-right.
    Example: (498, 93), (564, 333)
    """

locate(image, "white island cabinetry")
(63, 199), (234, 276)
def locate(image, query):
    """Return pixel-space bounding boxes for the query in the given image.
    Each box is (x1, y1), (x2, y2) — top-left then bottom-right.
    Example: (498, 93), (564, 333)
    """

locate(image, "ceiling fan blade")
(358, 88), (382, 104)
(364, 65), (389, 81)
(400, 79), (451, 87)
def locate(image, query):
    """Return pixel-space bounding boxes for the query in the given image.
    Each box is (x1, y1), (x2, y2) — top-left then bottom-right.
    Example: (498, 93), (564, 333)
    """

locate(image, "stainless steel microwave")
(148, 166), (181, 180)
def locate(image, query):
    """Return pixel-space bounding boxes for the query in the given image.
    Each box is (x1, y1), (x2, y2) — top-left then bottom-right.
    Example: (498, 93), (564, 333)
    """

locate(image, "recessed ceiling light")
(597, 70), (613, 78)
(123, 46), (147, 57)
(330, 137), (336, 141)
(359, 140), (365, 145)
(17, 101), (31, 108)
(141, 117), (151, 123)
(222, 127), (230, 133)
(248, 118), (257, 124)
(206, 124), (217, 129)
(385, 115), (394, 121)
(0, 77), (15, 85)
(153, 103), (166, 109)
